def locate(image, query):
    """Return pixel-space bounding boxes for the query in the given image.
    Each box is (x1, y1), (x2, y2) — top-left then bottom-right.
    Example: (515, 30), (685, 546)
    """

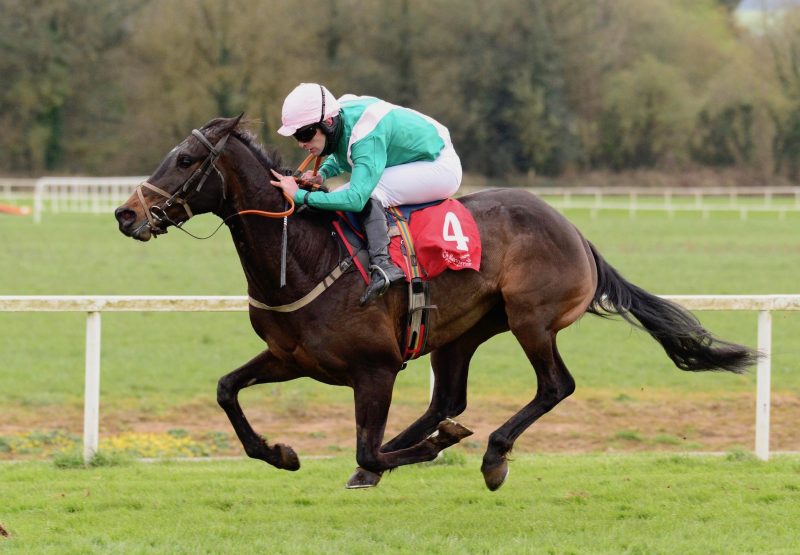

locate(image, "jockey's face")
(296, 127), (326, 156)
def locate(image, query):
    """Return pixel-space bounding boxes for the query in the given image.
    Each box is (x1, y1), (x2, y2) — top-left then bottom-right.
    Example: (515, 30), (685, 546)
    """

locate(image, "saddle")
(332, 199), (481, 362)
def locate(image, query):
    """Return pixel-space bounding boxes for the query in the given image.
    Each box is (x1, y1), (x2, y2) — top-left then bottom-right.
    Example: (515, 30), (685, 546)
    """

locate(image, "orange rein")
(236, 154), (322, 219)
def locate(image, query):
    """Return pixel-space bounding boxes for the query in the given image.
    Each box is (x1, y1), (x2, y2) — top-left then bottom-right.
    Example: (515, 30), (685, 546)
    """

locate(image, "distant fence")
(0, 178), (35, 197)
(1, 294), (799, 463)
(529, 186), (800, 220)
(2, 178), (800, 222)
(31, 177), (146, 223)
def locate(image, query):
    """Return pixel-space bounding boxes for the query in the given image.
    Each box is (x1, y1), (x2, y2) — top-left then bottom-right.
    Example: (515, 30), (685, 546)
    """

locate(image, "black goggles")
(293, 124), (319, 143)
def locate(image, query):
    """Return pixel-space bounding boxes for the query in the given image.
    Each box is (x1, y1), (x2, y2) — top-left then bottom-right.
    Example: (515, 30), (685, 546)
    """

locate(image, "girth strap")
(249, 257), (353, 313)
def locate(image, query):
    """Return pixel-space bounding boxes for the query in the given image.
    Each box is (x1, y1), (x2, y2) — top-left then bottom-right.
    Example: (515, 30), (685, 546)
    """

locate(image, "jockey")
(270, 83), (463, 305)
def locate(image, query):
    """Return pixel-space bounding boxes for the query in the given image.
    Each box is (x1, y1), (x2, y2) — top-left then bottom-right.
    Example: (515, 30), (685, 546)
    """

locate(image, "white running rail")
(1, 294), (799, 463)
(532, 186), (800, 220)
(455, 185), (800, 220)
(32, 176), (146, 223)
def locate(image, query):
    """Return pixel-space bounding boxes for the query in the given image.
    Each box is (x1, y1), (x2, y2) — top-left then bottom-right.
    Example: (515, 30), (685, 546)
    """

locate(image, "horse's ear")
(219, 113), (244, 135)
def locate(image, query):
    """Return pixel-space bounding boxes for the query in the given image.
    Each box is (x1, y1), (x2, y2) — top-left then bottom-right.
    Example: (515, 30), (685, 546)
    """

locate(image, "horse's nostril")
(115, 207), (136, 226)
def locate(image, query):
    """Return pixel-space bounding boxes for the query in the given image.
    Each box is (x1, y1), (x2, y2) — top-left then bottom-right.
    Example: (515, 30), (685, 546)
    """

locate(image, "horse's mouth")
(129, 221), (170, 242)
(131, 224), (153, 241)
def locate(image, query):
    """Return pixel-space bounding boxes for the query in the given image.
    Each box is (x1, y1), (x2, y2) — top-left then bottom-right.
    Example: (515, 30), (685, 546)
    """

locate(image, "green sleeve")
(293, 136), (386, 212)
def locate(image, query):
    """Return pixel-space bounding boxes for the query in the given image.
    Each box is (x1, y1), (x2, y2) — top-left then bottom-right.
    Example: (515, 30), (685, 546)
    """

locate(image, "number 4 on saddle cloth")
(333, 198), (482, 362)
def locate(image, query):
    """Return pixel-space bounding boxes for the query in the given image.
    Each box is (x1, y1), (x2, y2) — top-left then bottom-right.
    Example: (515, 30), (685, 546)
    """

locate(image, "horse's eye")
(177, 156), (194, 169)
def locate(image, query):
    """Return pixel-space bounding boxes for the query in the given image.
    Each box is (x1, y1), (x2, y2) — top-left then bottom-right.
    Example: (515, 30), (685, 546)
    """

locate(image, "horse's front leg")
(217, 349), (301, 470)
(378, 307), (507, 454)
(347, 367), (472, 489)
(377, 350), (468, 454)
(347, 367), (396, 487)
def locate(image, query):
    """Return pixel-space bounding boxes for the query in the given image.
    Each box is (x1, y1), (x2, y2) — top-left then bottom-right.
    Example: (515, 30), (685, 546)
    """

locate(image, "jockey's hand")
(297, 171), (328, 192)
(300, 172), (324, 186)
(269, 169), (299, 199)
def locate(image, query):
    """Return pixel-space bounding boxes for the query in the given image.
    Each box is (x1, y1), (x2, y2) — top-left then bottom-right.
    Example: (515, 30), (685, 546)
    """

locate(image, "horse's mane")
(234, 127), (288, 174)
(201, 117), (287, 173)
(201, 118), (336, 225)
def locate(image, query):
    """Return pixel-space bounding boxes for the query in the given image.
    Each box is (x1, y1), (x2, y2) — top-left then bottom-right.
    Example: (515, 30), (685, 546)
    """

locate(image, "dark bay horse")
(114, 116), (757, 490)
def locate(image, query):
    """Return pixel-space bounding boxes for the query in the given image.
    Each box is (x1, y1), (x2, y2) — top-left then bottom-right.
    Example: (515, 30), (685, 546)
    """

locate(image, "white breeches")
(342, 144), (463, 208)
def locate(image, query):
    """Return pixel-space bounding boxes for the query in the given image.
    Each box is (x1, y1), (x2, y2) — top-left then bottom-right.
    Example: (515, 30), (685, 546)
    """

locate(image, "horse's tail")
(586, 242), (757, 374)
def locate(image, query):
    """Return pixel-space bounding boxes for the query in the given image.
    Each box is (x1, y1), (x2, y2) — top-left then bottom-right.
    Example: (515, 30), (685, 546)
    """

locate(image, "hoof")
(274, 443), (300, 471)
(481, 458), (509, 491)
(426, 418), (474, 449)
(345, 467), (383, 489)
(438, 418), (474, 442)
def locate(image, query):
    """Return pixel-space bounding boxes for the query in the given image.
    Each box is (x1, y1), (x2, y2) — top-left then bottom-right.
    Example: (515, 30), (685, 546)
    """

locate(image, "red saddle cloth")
(388, 198), (481, 281)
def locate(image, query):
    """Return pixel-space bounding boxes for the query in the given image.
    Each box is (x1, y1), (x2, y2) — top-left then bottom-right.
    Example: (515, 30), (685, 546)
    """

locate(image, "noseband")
(135, 129), (231, 236)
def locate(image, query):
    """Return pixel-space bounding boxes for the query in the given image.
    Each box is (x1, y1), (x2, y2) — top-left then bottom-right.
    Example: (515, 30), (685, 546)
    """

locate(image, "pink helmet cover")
(277, 83), (341, 136)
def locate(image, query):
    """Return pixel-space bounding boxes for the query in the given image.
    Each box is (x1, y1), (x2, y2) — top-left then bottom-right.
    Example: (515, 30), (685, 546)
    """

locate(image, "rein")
(134, 132), (325, 239)
(229, 154), (322, 219)
(137, 129), (344, 312)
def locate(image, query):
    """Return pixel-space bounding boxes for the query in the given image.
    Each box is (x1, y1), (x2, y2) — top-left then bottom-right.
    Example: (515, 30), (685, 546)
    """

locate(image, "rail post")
(33, 178), (44, 224)
(755, 310), (772, 461)
(83, 311), (101, 464)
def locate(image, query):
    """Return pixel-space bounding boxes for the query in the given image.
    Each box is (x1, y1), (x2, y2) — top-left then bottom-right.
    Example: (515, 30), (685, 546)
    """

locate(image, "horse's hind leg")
(217, 349), (301, 470)
(481, 327), (575, 491)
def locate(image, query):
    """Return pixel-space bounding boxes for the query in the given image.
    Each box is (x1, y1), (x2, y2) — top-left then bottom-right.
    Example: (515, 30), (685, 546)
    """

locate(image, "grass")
(1, 207), (798, 550)
(1, 454), (800, 553)
(1, 208), (799, 454)
(0, 211), (239, 295)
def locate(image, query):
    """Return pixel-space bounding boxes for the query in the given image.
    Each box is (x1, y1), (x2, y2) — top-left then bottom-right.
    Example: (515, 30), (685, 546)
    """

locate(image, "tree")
(0, 0), (791, 180)
(756, 8), (800, 179)
(0, 0), (133, 173)
(591, 0), (743, 169)
(116, 0), (320, 172)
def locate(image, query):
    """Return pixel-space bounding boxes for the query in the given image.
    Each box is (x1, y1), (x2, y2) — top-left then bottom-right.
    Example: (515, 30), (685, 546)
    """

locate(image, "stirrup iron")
(369, 264), (392, 296)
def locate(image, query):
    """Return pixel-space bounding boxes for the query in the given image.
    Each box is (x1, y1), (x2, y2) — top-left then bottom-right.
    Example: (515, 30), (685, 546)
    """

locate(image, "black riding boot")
(359, 198), (405, 305)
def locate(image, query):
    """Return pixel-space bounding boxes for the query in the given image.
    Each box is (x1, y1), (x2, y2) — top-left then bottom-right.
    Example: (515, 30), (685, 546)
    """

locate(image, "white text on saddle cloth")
(389, 199), (482, 281)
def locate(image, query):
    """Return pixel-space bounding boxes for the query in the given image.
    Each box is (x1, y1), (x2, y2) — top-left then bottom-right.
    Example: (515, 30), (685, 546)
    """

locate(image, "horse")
(114, 115), (757, 490)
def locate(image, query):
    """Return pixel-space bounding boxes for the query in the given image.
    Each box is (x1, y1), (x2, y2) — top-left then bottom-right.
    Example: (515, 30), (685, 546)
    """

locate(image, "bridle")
(134, 127), (308, 241)
(134, 129), (231, 238)
(130, 124), (348, 310)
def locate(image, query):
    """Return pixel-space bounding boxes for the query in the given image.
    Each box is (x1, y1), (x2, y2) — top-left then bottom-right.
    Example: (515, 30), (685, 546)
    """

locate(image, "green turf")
(2, 209), (798, 406)
(0, 212), (241, 295)
(1, 454), (799, 554)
